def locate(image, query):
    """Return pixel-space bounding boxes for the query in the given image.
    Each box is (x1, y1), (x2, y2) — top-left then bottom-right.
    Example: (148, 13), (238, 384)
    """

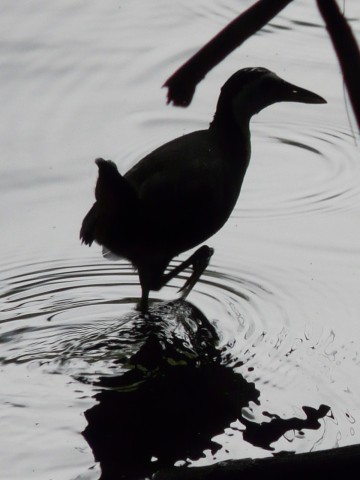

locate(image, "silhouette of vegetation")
(164, 0), (360, 130)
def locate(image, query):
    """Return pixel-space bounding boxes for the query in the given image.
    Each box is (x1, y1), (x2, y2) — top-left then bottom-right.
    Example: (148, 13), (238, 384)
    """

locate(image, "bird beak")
(279, 79), (327, 104)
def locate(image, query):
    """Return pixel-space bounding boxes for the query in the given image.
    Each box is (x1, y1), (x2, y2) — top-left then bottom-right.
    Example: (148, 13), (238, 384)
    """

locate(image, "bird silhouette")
(80, 67), (326, 312)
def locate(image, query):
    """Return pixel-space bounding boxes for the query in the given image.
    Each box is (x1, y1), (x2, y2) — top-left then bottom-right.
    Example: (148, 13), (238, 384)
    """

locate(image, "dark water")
(1, 1), (360, 479)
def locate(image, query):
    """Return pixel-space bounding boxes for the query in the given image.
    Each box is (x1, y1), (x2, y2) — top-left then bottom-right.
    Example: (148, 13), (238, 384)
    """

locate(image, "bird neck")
(210, 102), (251, 164)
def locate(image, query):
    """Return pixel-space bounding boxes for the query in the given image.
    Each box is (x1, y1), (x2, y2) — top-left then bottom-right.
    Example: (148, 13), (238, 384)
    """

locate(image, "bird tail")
(80, 202), (97, 246)
(80, 158), (139, 252)
(95, 158), (138, 208)
(102, 246), (124, 261)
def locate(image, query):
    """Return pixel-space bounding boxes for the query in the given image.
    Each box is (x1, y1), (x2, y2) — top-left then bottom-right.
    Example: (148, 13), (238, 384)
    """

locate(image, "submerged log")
(154, 442), (360, 480)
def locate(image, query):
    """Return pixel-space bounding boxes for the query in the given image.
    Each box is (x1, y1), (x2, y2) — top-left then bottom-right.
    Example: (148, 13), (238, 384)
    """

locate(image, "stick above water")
(163, 0), (294, 106)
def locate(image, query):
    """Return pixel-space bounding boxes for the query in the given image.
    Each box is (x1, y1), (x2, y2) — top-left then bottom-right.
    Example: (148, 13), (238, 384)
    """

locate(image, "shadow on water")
(81, 299), (329, 480)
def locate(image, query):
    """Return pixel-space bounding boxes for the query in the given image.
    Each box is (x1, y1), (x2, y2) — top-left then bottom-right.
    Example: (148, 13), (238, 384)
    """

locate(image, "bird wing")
(125, 131), (229, 249)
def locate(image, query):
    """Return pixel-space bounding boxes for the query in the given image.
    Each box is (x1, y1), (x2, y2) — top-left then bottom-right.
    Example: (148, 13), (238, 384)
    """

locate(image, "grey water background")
(1, 0), (360, 478)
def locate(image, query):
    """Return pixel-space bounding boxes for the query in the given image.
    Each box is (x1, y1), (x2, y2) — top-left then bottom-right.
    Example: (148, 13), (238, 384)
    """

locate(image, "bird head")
(214, 67), (326, 126)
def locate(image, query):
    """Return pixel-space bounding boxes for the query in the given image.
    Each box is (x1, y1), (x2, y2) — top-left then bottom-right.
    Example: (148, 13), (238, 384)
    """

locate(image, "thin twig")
(163, 0), (294, 106)
(317, 0), (360, 131)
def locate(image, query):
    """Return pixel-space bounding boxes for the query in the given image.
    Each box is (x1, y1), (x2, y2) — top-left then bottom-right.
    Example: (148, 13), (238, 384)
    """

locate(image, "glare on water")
(0, 1), (360, 479)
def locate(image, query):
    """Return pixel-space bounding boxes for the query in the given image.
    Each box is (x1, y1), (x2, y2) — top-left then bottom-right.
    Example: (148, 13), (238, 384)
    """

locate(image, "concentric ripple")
(2, 250), (360, 467)
(181, 262), (360, 462)
(0, 257), (141, 374)
(236, 123), (360, 219)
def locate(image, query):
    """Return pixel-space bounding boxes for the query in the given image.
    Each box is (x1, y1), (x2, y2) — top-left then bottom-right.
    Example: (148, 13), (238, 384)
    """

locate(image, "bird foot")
(178, 245), (214, 299)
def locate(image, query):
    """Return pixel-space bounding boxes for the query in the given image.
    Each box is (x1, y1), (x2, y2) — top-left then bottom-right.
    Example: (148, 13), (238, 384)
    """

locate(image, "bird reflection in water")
(80, 68), (326, 313)
(83, 300), (258, 480)
(82, 300), (330, 480)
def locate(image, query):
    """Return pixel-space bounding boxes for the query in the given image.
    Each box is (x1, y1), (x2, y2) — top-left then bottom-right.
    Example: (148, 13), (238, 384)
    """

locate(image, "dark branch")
(163, 0), (294, 107)
(317, 0), (360, 131)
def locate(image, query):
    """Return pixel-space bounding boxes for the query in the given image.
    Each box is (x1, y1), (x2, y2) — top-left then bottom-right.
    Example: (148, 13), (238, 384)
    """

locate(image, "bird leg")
(164, 245), (214, 299)
(138, 288), (150, 315)
(137, 245), (214, 313)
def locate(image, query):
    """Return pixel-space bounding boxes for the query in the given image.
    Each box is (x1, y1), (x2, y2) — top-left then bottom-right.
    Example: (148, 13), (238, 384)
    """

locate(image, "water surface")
(1, 1), (360, 479)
